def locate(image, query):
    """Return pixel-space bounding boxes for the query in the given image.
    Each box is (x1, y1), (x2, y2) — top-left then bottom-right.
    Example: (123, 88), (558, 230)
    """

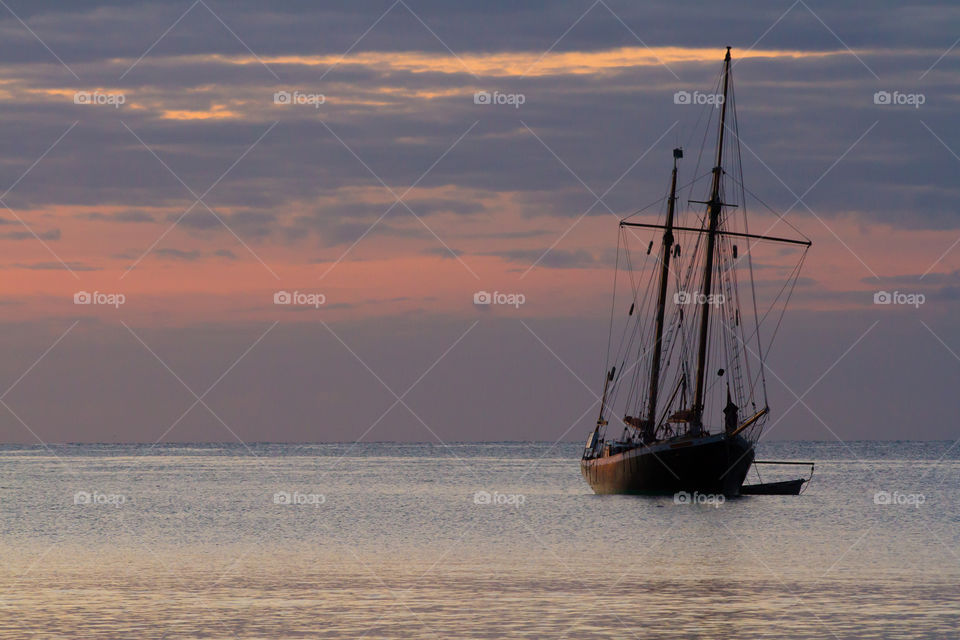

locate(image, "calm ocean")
(0, 441), (956, 639)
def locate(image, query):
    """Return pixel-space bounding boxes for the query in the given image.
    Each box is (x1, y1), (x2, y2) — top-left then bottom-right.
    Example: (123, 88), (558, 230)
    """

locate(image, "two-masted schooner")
(581, 47), (812, 496)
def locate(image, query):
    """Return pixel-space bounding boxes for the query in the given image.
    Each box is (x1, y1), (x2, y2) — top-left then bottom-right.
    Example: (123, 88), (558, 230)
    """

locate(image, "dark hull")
(580, 434), (754, 496)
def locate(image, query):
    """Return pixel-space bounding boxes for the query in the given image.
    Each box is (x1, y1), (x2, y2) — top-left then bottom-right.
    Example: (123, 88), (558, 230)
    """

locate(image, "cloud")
(0, 228), (60, 241)
(421, 247), (463, 258)
(861, 270), (960, 286)
(478, 248), (609, 269)
(84, 210), (156, 223)
(153, 248), (239, 261)
(8, 261), (99, 271)
(155, 248), (203, 261)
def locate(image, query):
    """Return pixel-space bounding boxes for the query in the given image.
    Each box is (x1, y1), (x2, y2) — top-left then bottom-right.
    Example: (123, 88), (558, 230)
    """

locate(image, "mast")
(692, 46), (732, 432)
(645, 148), (682, 439)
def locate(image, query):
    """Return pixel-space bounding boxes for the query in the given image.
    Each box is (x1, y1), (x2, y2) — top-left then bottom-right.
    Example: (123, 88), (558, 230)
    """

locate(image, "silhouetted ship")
(581, 48), (812, 496)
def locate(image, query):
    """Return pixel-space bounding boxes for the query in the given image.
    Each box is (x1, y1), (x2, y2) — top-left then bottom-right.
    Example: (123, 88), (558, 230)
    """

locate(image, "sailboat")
(581, 47), (812, 496)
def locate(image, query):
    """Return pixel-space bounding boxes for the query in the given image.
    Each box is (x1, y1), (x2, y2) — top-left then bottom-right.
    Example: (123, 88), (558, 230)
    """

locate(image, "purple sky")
(0, 1), (957, 442)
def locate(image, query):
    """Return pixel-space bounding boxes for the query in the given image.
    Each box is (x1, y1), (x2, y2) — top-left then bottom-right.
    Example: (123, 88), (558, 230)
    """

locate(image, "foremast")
(644, 148), (682, 440)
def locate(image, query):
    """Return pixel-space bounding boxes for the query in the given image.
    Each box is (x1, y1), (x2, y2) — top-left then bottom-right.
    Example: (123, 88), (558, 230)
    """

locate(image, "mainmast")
(645, 148), (682, 439)
(692, 46), (732, 432)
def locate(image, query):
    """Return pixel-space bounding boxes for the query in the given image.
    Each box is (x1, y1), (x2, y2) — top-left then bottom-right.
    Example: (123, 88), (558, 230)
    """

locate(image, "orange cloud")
(198, 46), (848, 77)
(161, 104), (238, 120)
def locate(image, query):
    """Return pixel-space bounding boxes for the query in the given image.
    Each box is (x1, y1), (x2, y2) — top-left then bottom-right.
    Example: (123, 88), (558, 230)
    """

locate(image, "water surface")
(0, 441), (956, 639)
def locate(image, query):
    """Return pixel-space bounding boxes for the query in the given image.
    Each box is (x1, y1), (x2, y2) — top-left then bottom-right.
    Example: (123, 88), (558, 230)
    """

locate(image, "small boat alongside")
(581, 47), (812, 497)
(740, 479), (805, 495)
(740, 460), (815, 495)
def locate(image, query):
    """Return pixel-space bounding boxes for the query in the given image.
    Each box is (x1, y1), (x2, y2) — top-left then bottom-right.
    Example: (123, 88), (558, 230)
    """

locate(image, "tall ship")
(581, 47), (812, 496)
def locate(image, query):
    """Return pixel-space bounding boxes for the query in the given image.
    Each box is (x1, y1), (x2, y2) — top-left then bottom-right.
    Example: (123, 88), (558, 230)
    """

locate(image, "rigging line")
(683, 63), (725, 173)
(617, 191), (673, 414)
(633, 242), (671, 415)
(762, 249), (808, 361)
(719, 234), (744, 407)
(741, 252), (808, 409)
(734, 276), (757, 407)
(740, 249), (807, 348)
(728, 172), (811, 243)
(621, 199), (664, 344)
(620, 195), (667, 221)
(648, 261), (685, 421)
(620, 169), (678, 223)
(678, 221), (705, 389)
(620, 171), (710, 220)
(682, 72), (721, 228)
(605, 344), (658, 440)
(724, 82), (755, 408)
(730, 76), (771, 405)
(605, 232), (642, 430)
(624, 239), (662, 415)
(681, 73), (711, 155)
(741, 253), (808, 400)
(611, 230), (654, 415)
(671, 246), (696, 398)
(621, 225), (699, 298)
(701, 261), (724, 406)
(609, 231), (638, 414)
(624, 228), (676, 414)
(603, 229), (623, 376)
(684, 127), (711, 225)
(614, 326), (641, 412)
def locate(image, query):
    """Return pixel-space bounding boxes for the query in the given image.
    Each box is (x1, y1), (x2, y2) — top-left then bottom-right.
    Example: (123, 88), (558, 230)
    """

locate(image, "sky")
(0, 0), (957, 443)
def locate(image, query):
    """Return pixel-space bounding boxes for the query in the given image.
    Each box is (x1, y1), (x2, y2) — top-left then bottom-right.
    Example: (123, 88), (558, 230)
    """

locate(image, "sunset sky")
(0, 0), (957, 443)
